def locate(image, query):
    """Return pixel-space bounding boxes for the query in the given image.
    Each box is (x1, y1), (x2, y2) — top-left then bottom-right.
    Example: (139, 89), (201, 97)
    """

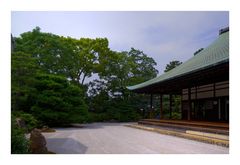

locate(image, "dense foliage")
(11, 51), (39, 112)
(11, 115), (30, 154)
(12, 111), (39, 132)
(11, 27), (161, 128)
(12, 27), (159, 125)
(164, 60), (182, 72)
(31, 73), (88, 126)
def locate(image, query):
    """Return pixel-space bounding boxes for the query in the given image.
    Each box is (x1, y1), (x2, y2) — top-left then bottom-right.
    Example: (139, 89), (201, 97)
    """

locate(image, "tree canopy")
(14, 27), (110, 85)
(164, 60), (182, 72)
(12, 26), (159, 125)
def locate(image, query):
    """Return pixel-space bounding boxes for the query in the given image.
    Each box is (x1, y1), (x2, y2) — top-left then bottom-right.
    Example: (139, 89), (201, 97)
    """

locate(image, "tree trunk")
(81, 74), (86, 85)
(76, 69), (83, 83)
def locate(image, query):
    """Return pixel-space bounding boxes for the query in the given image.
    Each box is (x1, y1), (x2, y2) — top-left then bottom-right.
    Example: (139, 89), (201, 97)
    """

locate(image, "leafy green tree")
(164, 60), (182, 72)
(31, 73), (88, 126)
(15, 27), (110, 85)
(127, 48), (158, 84)
(14, 27), (62, 73)
(87, 48), (158, 121)
(12, 48), (88, 126)
(11, 51), (39, 112)
(97, 51), (130, 98)
(164, 60), (182, 119)
(88, 79), (109, 113)
(70, 37), (110, 85)
(97, 48), (158, 99)
(12, 27), (159, 124)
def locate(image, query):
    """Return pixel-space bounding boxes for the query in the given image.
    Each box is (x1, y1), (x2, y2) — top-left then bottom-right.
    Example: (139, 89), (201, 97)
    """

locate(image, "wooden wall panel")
(216, 88), (229, 97)
(197, 90), (214, 99)
(182, 80), (229, 100)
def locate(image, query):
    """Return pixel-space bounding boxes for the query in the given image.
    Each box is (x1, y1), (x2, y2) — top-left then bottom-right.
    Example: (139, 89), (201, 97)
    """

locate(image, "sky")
(11, 11), (229, 75)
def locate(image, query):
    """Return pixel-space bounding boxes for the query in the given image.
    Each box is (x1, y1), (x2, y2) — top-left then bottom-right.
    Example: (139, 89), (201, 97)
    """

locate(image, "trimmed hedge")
(30, 74), (88, 126)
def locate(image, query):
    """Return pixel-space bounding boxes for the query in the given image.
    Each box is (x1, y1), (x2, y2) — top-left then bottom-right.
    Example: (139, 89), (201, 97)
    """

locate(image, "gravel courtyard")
(43, 122), (228, 154)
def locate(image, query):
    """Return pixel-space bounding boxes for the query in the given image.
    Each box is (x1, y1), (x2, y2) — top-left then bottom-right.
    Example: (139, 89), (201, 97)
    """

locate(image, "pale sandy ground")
(43, 122), (228, 154)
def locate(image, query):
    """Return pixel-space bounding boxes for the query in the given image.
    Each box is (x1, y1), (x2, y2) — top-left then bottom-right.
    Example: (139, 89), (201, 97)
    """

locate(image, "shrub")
(30, 74), (88, 126)
(11, 115), (30, 154)
(162, 112), (181, 120)
(87, 112), (110, 122)
(12, 111), (39, 132)
(20, 113), (39, 131)
(112, 99), (141, 122)
(88, 99), (142, 122)
(171, 112), (181, 120)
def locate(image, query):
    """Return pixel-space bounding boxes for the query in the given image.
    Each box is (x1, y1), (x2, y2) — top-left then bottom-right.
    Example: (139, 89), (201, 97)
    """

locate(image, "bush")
(87, 112), (110, 122)
(12, 111), (39, 132)
(30, 74), (88, 126)
(171, 112), (181, 119)
(11, 115), (30, 154)
(11, 127), (30, 154)
(162, 112), (181, 120)
(112, 100), (141, 122)
(88, 99), (142, 122)
(20, 113), (39, 130)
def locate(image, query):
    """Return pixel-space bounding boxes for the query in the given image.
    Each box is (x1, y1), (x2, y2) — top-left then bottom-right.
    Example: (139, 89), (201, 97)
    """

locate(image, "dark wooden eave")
(131, 61), (229, 94)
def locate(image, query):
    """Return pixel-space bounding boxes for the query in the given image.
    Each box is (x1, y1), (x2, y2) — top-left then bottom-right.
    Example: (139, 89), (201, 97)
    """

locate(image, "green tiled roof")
(127, 31), (229, 91)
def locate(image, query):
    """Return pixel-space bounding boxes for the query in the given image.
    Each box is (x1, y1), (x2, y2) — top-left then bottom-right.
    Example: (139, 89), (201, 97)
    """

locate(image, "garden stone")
(15, 117), (26, 129)
(30, 128), (48, 154)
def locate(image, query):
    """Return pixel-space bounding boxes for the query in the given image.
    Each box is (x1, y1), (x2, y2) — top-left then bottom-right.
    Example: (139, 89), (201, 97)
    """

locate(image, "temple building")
(127, 27), (229, 122)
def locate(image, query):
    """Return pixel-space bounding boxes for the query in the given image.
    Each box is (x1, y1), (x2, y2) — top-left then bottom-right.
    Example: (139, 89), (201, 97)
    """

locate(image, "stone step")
(138, 120), (229, 135)
(141, 119), (229, 129)
(125, 124), (229, 147)
(185, 130), (229, 141)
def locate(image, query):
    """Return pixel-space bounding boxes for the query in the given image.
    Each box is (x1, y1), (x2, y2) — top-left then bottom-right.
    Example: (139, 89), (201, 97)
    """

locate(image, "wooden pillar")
(218, 98), (221, 120)
(160, 94), (163, 119)
(142, 109), (145, 119)
(188, 88), (191, 120)
(181, 93), (183, 120)
(150, 94), (153, 109)
(213, 82), (220, 120)
(169, 94), (172, 119)
(213, 83), (216, 98)
(194, 86), (197, 120)
(150, 94), (153, 118)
